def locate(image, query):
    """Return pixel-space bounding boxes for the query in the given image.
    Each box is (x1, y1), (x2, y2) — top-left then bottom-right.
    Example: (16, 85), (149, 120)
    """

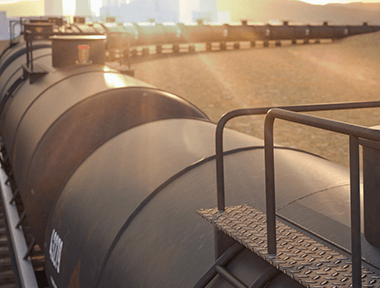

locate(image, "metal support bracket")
(9, 188), (19, 204)
(23, 238), (36, 260)
(16, 211), (26, 229)
(22, 64), (48, 84)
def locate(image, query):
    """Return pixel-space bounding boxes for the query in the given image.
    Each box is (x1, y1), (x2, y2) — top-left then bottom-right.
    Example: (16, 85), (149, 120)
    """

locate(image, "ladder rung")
(215, 265), (248, 288)
(194, 242), (244, 288)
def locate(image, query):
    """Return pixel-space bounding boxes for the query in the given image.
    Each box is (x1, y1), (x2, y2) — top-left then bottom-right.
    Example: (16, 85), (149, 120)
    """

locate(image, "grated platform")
(197, 204), (380, 288)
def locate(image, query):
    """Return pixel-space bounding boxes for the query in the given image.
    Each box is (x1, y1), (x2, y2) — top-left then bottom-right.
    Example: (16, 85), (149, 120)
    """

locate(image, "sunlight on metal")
(103, 73), (126, 88)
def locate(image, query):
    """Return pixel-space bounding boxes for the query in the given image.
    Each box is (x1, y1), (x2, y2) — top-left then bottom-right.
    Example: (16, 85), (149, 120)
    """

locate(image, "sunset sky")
(1, 0), (380, 17)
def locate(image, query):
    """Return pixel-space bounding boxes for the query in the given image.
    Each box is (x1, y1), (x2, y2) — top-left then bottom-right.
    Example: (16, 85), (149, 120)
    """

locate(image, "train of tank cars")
(2, 15), (380, 288)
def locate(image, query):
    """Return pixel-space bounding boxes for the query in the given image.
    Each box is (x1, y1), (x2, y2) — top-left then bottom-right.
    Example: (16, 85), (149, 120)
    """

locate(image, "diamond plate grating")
(197, 204), (380, 288)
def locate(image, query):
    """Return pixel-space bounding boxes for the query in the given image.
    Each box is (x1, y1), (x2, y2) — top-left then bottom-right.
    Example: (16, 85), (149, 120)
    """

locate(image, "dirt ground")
(132, 33), (380, 167)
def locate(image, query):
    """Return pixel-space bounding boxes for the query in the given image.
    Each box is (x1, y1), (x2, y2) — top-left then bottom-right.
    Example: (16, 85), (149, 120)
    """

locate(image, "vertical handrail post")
(118, 32), (122, 66)
(349, 135), (361, 288)
(107, 32), (111, 61)
(25, 33), (30, 68)
(30, 35), (33, 71)
(264, 113), (277, 255)
(216, 117), (227, 212)
(10, 21), (13, 45)
(127, 32), (131, 70)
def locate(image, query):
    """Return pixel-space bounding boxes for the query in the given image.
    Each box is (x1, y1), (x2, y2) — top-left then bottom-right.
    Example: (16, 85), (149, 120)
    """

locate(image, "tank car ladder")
(197, 101), (380, 288)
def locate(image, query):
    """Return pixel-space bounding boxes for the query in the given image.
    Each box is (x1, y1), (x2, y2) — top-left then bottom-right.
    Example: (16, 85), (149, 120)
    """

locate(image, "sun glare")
(0, 0), (38, 3)
(300, 0), (350, 4)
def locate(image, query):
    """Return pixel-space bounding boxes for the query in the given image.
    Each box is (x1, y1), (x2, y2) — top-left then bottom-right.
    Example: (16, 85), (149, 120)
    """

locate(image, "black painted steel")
(41, 114), (359, 287)
(349, 135), (361, 288)
(194, 242), (245, 287)
(0, 68), (122, 154)
(71, 23), (100, 34)
(44, 119), (261, 287)
(215, 265), (248, 288)
(95, 144), (342, 288)
(50, 35), (107, 67)
(263, 108), (380, 287)
(133, 22), (167, 46)
(270, 23), (295, 40)
(308, 22), (334, 39)
(3, 66), (207, 250)
(24, 23), (53, 38)
(178, 23), (214, 44)
(101, 22), (139, 47)
(0, 41), (51, 77)
(362, 136), (380, 248)
(224, 23), (257, 42)
(0, 49), (51, 101)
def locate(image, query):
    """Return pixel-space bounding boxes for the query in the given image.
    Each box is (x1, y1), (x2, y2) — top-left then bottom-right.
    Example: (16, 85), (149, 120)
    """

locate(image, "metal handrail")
(215, 100), (380, 212)
(263, 108), (380, 288)
(215, 101), (380, 288)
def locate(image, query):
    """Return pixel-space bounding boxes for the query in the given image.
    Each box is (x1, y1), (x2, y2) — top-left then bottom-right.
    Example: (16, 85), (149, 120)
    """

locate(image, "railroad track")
(0, 199), (16, 288)
(0, 157), (44, 288)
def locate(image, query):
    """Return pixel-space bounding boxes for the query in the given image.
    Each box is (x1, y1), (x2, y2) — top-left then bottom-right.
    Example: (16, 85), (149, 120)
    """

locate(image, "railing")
(264, 108), (380, 288)
(215, 100), (380, 288)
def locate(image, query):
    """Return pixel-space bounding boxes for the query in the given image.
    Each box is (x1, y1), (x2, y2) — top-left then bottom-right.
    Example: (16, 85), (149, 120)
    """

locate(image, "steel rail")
(0, 166), (38, 288)
(263, 108), (380, 288)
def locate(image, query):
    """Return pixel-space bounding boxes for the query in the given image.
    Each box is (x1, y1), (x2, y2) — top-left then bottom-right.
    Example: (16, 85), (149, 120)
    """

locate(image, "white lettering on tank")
(49, 229), (63, 273)
(50, 276), (58, 288)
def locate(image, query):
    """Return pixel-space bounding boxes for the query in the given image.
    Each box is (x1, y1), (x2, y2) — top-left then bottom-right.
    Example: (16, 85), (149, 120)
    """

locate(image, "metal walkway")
(198, 204), (380, 288)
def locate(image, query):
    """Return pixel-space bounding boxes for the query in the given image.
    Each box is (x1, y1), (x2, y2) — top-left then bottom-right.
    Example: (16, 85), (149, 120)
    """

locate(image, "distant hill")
(218, 0), (380, 25)
(328, 2), (380, 12)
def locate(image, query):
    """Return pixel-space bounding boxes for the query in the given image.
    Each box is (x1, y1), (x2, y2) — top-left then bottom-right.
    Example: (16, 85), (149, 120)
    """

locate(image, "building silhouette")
(0, 12), (10, 40)
(45, 0), (63, 16)
(100, 0), (179, 23)
(198, 0), (218, 22)
(76, 0), (91, 16)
